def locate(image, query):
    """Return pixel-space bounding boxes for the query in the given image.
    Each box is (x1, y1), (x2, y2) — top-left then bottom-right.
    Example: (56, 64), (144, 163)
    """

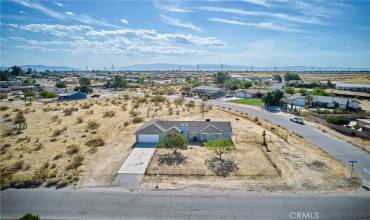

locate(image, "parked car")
(225, 93), (234, 98)
(290, 116), (304, 124)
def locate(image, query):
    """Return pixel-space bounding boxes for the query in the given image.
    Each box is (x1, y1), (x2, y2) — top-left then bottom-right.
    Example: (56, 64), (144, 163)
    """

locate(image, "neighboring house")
(283, 95), (305, 107)
(135, 119), (232, 144)
(269, 83), (284, 91)
(335, 83), (370, 93)
(357, 118), (370, 127)
(58, 91), (87, 101)
(191, 86), (224, 98)
(235, 88), (261, 98)
(312, 96), (361, 110)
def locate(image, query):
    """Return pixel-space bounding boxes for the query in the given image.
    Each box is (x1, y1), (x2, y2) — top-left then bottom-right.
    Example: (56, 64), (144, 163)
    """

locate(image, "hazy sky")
(1, 0), (370, 69)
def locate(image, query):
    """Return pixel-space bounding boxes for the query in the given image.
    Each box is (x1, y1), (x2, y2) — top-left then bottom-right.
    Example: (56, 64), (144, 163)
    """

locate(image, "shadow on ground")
(205, 158), (239, 177)
(158, 152), (187, 166)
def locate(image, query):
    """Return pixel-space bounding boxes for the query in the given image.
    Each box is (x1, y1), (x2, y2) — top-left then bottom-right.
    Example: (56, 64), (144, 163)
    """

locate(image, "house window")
(201, 133), (208, 140)
(214, 133), (222, 139)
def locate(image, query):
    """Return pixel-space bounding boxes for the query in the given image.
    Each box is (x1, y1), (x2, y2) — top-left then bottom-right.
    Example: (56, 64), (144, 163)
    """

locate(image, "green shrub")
(18, 213), (41, 220)
(39, 90), (57, 99)
(185, 101), (195, 108)
(45, 178), (59, 187)
(324, 115), (350, 125)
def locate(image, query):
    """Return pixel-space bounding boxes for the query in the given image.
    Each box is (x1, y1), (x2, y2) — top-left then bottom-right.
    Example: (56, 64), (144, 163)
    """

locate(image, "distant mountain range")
(0, 65), (79, 71)
(1, 64), (369, 72)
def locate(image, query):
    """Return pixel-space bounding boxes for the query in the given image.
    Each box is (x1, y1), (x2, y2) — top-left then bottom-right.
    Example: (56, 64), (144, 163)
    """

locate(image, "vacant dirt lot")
(0, 94), (200, 189)
(144, 109), (359, 192)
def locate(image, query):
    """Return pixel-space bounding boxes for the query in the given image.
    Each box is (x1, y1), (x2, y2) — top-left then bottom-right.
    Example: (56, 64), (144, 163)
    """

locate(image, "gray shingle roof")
(312, 95), (359, 105)
(136, 120), (232, 134)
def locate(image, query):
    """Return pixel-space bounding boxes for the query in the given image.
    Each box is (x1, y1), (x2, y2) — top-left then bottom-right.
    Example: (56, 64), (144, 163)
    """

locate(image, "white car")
(290, 116), (304, 124)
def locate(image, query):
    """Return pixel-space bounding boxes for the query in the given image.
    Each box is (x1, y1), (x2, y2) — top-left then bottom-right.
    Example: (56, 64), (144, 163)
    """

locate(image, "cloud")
(200, 6), (322, 24)
(54, 2), (64, 7)
(120, 19), (128, 24)
(7, 23), (225, 56)
(65, 11), (74, 16)
(153, 0), (192, 13)
(208, 17), (303, 32)
(160, 14), (201, 31)
(241, 0), (270, 7)
(19, 10), (26, 14)
(13, 0), (119, 28)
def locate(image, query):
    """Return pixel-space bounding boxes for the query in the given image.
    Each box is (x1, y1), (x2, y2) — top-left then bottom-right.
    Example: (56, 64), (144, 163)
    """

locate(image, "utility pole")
(111, 64), (114, 71)
(221, 64), (224, 72)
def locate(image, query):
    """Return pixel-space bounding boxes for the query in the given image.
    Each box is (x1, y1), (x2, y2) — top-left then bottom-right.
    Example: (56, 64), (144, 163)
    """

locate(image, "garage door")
(138, 134), (160, 143)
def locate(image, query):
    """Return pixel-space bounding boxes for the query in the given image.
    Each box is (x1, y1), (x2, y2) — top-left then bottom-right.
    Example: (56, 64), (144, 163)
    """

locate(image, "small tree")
(285, 87), (295, 95)
(205, 139), (235, 160)
(158, 133), (187, 153)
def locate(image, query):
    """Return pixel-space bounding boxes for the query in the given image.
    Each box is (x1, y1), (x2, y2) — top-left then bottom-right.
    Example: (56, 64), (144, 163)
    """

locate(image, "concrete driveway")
(113, 143), (157, 188)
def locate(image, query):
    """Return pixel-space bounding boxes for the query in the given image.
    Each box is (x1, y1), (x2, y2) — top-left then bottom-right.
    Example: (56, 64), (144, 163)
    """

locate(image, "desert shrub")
(129, 110), (138, 117)
(150, 95), (167, 103)
(66, 155), (84, 170)
(57, 177), (70, 188)
(9, 174), (42, 189)
(66, 144), (79, 155)
(53, 153), (63, 160)
(185, 101), (195, 108)
(32, 143), (43, 151)
(174, 97), (184, 106)
(76, 116), (83, 124)
(124, 121), (130, 127)
(3, 113), (10, 118)
(39, 90), (57, 98)
(86, 120), (100, 130)
(81, 102), (93, 109)
(132, 117), (143, 124)
(121, 106), (127, 111)
(0, 106), (9, 111)
(45, 178), (59, 187)
(325, 115), (350, 125)
(103, 110), (115, 118)
(86, 138), (105, 147)
(63, 107), (78, 116)
(52, 129), (63, 137)
(1, 160), (24, 175)
(33, 166), (50, 181)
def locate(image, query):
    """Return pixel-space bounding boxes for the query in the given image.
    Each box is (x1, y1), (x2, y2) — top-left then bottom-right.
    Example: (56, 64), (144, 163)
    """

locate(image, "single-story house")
(235, 88), (262, 99)
(135, 119), (232, 144)
(191, 86), (224, 98)
(284, 95), (305, 107)
(269, 83), (284, 91)
(312, 96), (361, 110)
(335, 83), (370, 93)
(58, 91), (87, 101)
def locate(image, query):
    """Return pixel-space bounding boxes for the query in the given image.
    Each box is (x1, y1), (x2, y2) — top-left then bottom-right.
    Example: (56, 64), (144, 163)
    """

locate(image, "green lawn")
(230, 98), (265, 106)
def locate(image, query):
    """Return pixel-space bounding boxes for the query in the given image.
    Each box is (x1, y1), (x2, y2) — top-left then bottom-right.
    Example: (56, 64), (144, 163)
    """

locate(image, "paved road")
(209, 100), (370, 187)
(1, 189), (370, 220)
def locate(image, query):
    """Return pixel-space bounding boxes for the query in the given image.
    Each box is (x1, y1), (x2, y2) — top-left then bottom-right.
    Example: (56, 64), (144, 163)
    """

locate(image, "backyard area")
(230, 98), (264, 106)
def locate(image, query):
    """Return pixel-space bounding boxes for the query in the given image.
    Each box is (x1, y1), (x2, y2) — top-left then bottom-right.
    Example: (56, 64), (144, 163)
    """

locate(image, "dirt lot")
(0, 94), (200, 189)
(144, 110), (359, 192)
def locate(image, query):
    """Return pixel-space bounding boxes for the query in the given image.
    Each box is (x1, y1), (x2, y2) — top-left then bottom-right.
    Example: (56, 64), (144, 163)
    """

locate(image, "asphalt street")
(209, 100), (370, 187)
(1, 189), (370, 220)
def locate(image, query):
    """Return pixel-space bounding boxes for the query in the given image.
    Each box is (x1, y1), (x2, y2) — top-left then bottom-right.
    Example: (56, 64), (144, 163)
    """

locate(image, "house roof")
(312, 95), (360, 105)
(191, 86), (223, 92)
(236, 88), (261, 94)
(286, 95), (305, 100)
(136, 120), (232, 135)
(59, 91), (85, 97)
